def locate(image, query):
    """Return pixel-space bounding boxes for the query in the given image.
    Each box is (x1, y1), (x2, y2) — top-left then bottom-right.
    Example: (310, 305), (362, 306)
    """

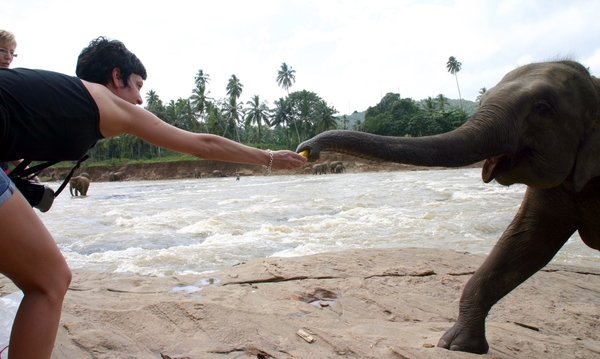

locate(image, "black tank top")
(0, 68), (103, 162)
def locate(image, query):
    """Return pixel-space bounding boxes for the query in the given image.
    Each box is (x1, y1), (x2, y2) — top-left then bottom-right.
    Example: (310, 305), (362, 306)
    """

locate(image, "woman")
(0, 37), (306, 358)
(0, 29), (24, 176)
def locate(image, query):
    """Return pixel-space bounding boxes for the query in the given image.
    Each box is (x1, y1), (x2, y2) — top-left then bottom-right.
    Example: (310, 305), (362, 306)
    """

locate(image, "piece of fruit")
(299, 150), (309, 158)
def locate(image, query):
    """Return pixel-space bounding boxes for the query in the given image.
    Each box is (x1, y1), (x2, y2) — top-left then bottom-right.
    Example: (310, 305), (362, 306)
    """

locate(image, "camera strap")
(8, 155), (89, 197)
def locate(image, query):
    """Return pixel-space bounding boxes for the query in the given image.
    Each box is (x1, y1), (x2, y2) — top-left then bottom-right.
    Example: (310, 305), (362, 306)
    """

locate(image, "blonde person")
(0, 30), (29, 180)
(0, 36), (307, 358)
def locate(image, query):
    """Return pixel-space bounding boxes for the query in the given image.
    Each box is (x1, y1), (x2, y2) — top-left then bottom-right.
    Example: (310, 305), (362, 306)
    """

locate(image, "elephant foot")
(437, 323), (489, 354)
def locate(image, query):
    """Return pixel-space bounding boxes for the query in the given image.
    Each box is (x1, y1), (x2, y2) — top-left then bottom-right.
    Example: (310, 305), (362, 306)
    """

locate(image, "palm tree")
(190, 84), (210, 132)
(222, 97), (243, 142)
(313, 100), (338, 133)
(476, 87), (487, 102)
(226, 74), (243, 101)
(340, 115), (349, 130)
(276, 62), (296, 94)
(276, 62), (300, 141)
(436, 94), (450, 112)
(423, 97), (436, 112)
(245, 95), (270, 147)
(446, 56), (462, 109)
(194, 69), (210, 88)
(271, 97), (293, 148)
(191, 69), (212, 132)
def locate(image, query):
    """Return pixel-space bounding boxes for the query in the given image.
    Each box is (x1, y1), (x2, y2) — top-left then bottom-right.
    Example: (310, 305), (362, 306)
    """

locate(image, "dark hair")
(76, 36), (147, 87)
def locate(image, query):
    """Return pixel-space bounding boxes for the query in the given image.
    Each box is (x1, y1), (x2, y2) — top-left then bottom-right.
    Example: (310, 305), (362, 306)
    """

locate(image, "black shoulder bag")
(8, 155), (89, 212)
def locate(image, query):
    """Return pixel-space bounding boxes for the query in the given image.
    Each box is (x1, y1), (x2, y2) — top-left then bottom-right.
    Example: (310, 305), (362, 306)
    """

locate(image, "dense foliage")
(361, 93), (469, 137)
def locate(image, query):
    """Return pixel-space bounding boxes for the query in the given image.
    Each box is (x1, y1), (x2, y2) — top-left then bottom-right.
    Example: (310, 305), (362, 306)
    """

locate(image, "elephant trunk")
(297, 113), (514, 169)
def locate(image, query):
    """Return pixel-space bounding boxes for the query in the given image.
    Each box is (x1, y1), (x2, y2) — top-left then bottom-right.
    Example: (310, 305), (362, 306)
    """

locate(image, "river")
(38, 168), (600, 276)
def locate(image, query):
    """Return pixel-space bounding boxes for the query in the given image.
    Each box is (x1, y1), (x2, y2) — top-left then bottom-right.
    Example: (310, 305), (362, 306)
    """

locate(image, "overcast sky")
(3, 0), (600, 115)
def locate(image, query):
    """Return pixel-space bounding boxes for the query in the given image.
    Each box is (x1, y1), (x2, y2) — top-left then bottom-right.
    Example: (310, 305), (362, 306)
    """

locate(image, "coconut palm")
(340, 115), (349, 130)
(276, 62), (300, 141)
(222, 97), (243, 142)
(226, 74), (243, 101)
(190, 84), (210, 132)
(436, 94), (450, 112)
(423, 97), (436, 112)
(446, 56), (462, 109)
(313, 100), (338, 133)
(245, 95), (270, 147)
(271, 97), (293, 148)
(276, 62), (296, 94)
(194, 69), (210, 87)
(476, 87), (487, 102)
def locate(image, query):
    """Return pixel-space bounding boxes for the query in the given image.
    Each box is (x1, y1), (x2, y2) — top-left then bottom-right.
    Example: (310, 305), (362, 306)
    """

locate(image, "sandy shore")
(1, 247), (599, 358)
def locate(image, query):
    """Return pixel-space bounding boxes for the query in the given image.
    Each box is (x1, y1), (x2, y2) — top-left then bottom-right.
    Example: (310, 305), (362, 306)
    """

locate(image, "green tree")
(276, 62), (296, 94)
(339, 115), (349, 130)
(245, 95), (270, 147)
(446, 56), (462, 109)
(313, 100), (338, 133)
(190, 69), (211, 132)
(476, 87), (487, 102)
(276, 62), (300, 141)
(436, 94), (450, 112)
(226, 74), (243, 101)
(222, 97), (243, 141)
(194, 69), (210, 88)
(271, 97), (293, 148)
(423, 96), (436, 113)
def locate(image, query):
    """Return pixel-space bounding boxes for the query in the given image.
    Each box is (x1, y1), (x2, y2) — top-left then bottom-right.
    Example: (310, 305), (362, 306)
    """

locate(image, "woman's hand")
(270, 150), (307, 170)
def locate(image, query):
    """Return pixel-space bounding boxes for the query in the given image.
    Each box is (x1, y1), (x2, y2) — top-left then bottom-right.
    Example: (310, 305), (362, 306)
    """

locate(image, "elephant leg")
(438, 189), (576, 354)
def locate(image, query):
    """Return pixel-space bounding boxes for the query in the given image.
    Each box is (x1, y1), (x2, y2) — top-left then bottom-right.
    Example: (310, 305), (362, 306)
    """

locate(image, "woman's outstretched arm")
(83, 80), (307, 170)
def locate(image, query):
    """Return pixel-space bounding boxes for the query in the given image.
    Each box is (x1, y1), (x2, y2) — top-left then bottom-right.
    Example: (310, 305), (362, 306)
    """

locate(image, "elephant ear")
(574, 120), (600, 192)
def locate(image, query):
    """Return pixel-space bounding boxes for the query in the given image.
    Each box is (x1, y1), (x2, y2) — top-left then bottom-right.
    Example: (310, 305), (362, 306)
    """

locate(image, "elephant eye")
(534, 101), (551, 114)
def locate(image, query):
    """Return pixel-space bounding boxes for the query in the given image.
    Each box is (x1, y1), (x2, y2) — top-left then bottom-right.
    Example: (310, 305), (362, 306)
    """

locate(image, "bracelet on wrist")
(267, 149), (273, 175)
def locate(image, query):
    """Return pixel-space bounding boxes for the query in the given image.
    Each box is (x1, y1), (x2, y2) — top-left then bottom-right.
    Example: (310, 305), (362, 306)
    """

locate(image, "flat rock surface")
(2, 247), (600, 358)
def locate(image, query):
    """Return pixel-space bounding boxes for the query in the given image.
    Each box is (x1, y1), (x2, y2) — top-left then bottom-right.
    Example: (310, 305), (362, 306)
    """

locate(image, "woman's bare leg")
(0, 191), (71, 359)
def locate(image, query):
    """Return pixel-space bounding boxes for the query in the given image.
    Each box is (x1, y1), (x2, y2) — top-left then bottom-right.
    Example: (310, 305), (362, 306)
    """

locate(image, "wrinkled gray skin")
(108, 171), (125, 182)
(329, 161), (343, 173)
(297, 61), (600, 354)
(69, 176), (90, 196)
(312, 163), (327, 175)
(212, 170), (226, 178)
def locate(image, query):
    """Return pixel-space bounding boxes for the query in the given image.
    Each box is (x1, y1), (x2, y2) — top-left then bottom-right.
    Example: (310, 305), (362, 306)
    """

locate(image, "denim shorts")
(0, 170), (15, 206)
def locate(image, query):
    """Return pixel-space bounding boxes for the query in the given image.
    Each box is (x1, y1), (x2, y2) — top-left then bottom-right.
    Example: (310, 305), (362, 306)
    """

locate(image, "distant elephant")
(297, 60), (600, 354)
(329, 161), (343, 173)
(194, 168), (202, 178)
(212, 170), (226, 177)
(69, 176), (90, 196)
(108, 171), (125, 182)
(334, 163), (345, 173)
(312, 163), (327, 175)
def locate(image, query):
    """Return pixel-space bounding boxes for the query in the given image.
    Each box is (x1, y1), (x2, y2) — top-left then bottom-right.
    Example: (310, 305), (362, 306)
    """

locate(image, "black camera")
(12, 177), (55, 212)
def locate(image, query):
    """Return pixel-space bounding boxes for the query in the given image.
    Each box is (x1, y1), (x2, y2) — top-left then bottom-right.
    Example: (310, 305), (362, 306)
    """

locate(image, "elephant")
(69, 176), (90, 196)
(334, 163), (345, 173)
(329, 161), (343, 173)
(297, 60), (600, 354)
(312, 163), (327, 175)
(108, 171), (125, 182)
(212, 170), (226, 177)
